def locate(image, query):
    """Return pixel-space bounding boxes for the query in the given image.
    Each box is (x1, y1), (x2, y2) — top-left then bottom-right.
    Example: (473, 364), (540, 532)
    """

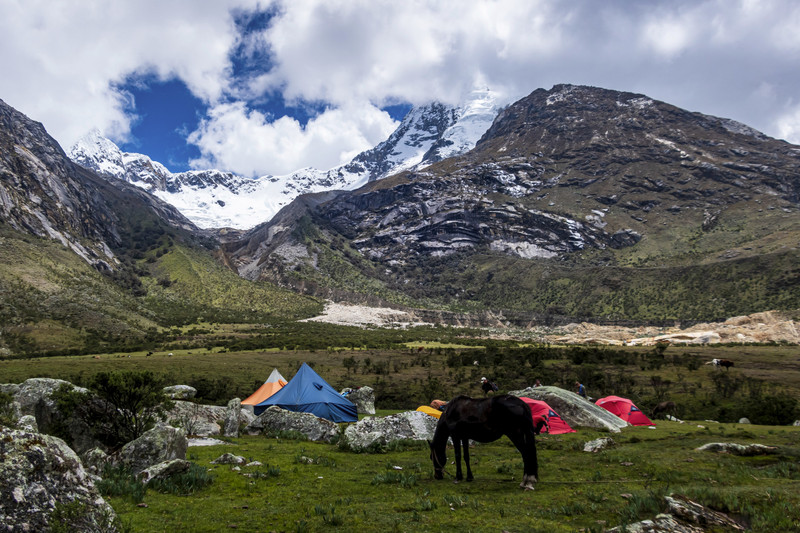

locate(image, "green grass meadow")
(106, 423), (800, 533)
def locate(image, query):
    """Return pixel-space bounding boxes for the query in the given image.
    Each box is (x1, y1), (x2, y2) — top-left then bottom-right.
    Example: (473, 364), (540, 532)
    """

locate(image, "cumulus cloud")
(188, 101), (398, 177)
(3, 0), (800, 176)
(0, 0), (259, 148)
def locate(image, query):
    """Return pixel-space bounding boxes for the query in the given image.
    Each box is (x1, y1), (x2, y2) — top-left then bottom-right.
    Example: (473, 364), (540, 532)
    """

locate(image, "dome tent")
(595, 395), (654, 426)
(520, 397), (576, 434)
(242, 368), (287, 407)
(255, 363), (357, 423)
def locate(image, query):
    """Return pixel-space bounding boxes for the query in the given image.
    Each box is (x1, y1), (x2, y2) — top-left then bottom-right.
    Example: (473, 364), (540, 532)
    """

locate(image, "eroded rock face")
(113, 423), (187, 475)
(342, 386), (376, 415)
(342, 410), (437, 451)
(0, 427), (118, 532)
(509, 386), (628, 432)
(244, 406), (340, 443)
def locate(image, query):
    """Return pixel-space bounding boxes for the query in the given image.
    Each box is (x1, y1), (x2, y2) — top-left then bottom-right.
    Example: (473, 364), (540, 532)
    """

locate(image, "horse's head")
(428, 439), (446, 480)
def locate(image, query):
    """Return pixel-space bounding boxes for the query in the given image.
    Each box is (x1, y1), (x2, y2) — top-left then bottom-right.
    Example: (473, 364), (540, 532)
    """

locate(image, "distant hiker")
(533, 379), (542, 388)
(575, 381), (586, 398)
(481, 377), (498, 396)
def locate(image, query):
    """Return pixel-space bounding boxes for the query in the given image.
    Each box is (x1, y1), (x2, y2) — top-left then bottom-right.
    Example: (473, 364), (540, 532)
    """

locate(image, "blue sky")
(3, 1), (800, 177)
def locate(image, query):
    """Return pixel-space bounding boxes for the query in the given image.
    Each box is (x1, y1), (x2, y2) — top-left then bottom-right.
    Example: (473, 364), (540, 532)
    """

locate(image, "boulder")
(0, 427), (118, 532)
(211, 453), (247, 465)
(163, 385), (197, 400)
(341, 386), (376, 415)
(113, 424), (188, 475)
(738, 417), (751, 424)
(695, 442), (778, 456)
(223, 398), (241, 438)
(342, 410), (437, 451)
(82, 448), (110, 476)
(244, 406), (340, 443)
(164, 400), (226, 436)
(17, 414), (38, 432)
(9, 378), (102, 455)
(137, 459), (192, 485)
(584, 437), (615, 453)
(509, 386), (628, 432)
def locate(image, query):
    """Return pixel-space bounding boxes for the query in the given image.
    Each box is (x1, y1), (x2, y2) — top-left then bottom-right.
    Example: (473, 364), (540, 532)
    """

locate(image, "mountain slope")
(223, 85), (800, 322)
(0, 98), (320, 356)
(69, 89), (501, 230)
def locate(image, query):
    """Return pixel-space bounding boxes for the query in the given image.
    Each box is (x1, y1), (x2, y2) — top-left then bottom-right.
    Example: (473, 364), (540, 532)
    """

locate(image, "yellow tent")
(416, 405), (442, 419)
(242, 368), (287, 406)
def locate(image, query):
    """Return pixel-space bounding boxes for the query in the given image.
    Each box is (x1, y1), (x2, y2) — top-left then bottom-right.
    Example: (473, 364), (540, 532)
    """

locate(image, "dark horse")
(429, 395), (538, 490)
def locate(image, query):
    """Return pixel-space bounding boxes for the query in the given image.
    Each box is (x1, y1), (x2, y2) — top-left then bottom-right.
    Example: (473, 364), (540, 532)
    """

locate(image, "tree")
(55, 370), (173, 449)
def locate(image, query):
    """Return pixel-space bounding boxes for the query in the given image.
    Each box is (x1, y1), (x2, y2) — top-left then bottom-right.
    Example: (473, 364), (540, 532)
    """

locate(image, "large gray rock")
(137, 459), (192, 485)
(509, 385), (628, 432)
(163, 385), (197, 400)
(223, 398), (241, 438)
(113, 423), (188, 475)
(9, 378), (101, 455)
(695, 442), (778, 456)
(244, 406), (340, 443)
(165, 400), (227, 436)
(0, 427), (118, 532)
(342, 411), (437, 451)
(341, 386), (376, 415)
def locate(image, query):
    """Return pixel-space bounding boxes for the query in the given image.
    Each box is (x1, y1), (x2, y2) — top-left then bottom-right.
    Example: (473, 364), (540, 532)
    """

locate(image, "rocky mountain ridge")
(69, 88), (501, 230)
(222, 84), (800, 320)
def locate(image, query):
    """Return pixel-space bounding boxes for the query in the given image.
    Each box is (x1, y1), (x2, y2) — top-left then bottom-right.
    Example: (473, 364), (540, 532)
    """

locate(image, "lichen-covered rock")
(163, 385), (197, 400)
(509, 385), (628, 432)
(113, 424), (187, 475)
(82, 447), (110, 476)
(244, 406), (340, 442)
(16, 414), (37, 432)
(211, 453), (247, 465)
(138, 459), (192, 485)
(342, 411), (437, 451)
(164, 400), (226, 436)
(223, 398), (241, 438)
(695, 442), (778, 456)
(0, 427), (118, 532)
(584, 437), (615, 453)
(341, 386), (375, 415)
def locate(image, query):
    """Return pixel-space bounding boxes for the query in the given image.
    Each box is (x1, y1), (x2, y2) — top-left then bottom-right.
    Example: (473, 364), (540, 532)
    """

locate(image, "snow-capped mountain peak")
(68, 90), (502, 230)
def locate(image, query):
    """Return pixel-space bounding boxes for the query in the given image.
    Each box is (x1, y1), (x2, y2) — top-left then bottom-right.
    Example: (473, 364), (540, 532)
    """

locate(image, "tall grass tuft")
(96, 465), (145, 504)
(148, 463), (214, 495)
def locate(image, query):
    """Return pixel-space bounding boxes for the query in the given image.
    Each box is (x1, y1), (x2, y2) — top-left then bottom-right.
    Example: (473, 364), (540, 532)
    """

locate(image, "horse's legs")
(453, 437), (463, 482)
(509, 429), (538, 490)
(463, 439), (473, 482)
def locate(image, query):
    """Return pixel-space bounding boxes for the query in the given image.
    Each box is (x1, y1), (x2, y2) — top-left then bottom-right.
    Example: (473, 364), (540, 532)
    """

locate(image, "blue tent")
(254, 362), (357, 422)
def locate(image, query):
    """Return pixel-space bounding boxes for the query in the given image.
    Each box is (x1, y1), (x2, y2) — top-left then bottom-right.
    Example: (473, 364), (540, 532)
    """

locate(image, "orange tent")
(242, 368), (287, 406)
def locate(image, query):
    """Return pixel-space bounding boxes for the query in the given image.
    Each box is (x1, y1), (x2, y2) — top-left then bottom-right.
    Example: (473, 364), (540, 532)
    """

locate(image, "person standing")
(575, 381), (586, 398)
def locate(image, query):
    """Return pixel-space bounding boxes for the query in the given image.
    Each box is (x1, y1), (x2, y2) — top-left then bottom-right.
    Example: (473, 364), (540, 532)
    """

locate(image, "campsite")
(2, 337), (800, 532)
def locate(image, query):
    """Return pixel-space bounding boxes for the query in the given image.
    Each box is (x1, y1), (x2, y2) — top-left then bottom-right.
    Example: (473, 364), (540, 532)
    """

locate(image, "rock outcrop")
(342, 410), (437, 451)
(164, 400), (227, 436)
(137, 459), (192, 485)
(113, 423), (188, 475)
(695, 442), (778, 456)
(341, 386), (376, 415)
(223, 398), (242, 438)
(0, 427), (118, 532)
(509, 386), (628, 432)
(244, 406), (340, 443)
(163, 385), (198, 400)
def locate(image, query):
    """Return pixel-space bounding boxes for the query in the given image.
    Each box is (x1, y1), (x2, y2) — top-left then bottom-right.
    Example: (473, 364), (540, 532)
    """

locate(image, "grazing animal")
(707, 358), (734, 370)
(652, 401), (676, 419)
(429, 395), (539, 490)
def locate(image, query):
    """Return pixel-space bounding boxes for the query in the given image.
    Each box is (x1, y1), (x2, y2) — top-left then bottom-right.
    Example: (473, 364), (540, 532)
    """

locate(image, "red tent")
(595, 396), (654, 426)
(520, 397), (576, 434)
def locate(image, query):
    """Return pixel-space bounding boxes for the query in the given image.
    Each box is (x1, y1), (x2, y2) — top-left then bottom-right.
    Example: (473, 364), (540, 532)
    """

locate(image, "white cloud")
(188, 101), (398, 177)
(4, 0), (800, 175)
(0, 0), (261, 148)
(775, 104), (800, 145)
